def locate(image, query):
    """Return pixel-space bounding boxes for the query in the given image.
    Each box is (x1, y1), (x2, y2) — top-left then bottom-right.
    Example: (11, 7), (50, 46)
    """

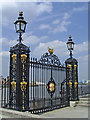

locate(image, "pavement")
(0, 106), (89, 119)
(39, 106), (88, 118)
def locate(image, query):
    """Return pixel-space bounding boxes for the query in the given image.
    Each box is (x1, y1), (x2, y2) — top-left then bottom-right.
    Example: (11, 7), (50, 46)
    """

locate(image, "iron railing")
(78, 84), (89, 97)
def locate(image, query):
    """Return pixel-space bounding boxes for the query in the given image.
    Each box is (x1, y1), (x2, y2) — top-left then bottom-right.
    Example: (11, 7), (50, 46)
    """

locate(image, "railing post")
(1, 80), (3, 107)
(4, 79), (6, 106)
(61, 83), (63, 104)
(66, 63), (70, 105)
(7, 79), (9, 107)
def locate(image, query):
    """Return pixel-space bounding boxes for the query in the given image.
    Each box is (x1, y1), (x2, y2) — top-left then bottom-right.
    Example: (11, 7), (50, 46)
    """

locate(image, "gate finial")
(48, 47), (54, 54)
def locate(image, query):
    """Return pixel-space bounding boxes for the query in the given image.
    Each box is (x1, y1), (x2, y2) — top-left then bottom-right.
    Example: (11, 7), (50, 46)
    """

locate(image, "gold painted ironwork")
(23, 72), (24, 76)
(20, 80), (27, 110)
(22, 106), (24, 110)
(11, 81), (16, 90)
(48, 47), (54, 54)
(67, 64), (72, 70)
(69, 35), (71, 38)
(20, 54), (27, 110)
(69, 81), (72, 86)
(75, 81), (78, 88)
(13, 65), (15, 68)
(67, 64), (72, 67)
(13, 93), (15, 96)
(19, 11), (23, 15)
(49, 83), (55, 92)
(21, 54), (27, 63)
(13, 100), (14, 103)
(11, 80), (16, 109)
(12, 54), (17, 63)
(13, 72), (15, 75)
(20, 81), (27, 91)
(74, 64), (77, 70)
(35, 101), (38, 107)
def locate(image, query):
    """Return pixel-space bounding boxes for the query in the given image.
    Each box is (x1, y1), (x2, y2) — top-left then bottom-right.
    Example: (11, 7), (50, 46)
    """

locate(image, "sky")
(0, 1), (88, 82)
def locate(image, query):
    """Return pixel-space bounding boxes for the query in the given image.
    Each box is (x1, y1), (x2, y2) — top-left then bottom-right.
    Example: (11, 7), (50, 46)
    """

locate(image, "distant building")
(6, 76), (10, 82)
(86, 80), (90, 84)
(0, 76), (9, 86)
(0, 76), (4, 85)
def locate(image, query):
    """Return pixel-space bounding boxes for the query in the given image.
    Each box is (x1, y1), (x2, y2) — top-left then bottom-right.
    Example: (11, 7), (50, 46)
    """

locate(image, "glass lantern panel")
(16, 22), (20, 32)
(21, 22), (25, 31)
(67, 42), (74, 50)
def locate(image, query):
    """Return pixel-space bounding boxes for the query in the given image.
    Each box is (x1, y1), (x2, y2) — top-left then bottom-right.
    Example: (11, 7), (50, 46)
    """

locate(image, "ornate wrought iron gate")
(1, 49), (70, 113)
(29, 51), (70, 113)
(1, 12), (79, 114)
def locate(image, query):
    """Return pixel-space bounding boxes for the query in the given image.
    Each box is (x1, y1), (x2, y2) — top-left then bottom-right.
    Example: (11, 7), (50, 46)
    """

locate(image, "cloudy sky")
(0, 1), (88, 82)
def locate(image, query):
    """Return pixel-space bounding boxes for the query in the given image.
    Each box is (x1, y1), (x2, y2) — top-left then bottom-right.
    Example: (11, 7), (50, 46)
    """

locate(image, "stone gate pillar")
(9, 12), (30, 111)
(65, 36), (78, 101)
(65, 58), (78, 101)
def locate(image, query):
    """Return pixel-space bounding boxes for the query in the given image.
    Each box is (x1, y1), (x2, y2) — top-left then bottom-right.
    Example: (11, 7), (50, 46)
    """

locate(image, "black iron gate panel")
(29, 58), (69, 114)
(1, 78), (10, 108)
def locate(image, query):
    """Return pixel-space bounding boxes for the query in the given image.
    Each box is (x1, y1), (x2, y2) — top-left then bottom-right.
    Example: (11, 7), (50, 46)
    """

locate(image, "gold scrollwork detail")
(21, 54), (27, 63)
(74, 64), (77, 70)
(67, 64), (72, 68)
(75, 81), (78, 88)
(12, 54), (17, 63)
(11, 81), (16, 90)
(69, 81), (72, 87)
(20, 81), (27, 91)
(35, 101), (38, 107)
(67, 64), (72, 71)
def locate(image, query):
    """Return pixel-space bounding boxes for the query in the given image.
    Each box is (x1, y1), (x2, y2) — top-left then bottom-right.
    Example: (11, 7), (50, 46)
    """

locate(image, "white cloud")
(63, 13), (70, 20)
(53, 21), (71, 33)
(52, 19), (60, 24)
(0, 33), (48, 48)
(73, 6), (88, 12)
(78, 55), (88, 62)
(52, 13), (71, 33)
(36, 2), (53, 15)
(0, 37), (18, 47)
(0, 51), (9, 57)
(23, 32), (48, 45)
(32, 39), (88, 59)
(74, 41), (88, 54)
(0, 37), (9, 46)
(1, 2), (53, 26)
(0, 50), (10, 77)
(39, 24), (51, 30)
(9, 39), (17, 46)
(32, 40), (68, 58)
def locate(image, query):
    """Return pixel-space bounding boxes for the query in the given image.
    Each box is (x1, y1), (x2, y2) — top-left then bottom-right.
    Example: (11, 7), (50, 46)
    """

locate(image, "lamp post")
(9, 12), (30, 111)
(14, 11), (27, 43)
(66, 35), (74, 58)
(65, 35), (78, 101)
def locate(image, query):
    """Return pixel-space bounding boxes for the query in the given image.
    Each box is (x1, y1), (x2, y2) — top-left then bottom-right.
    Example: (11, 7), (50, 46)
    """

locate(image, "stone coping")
(0, 108), (41, 118)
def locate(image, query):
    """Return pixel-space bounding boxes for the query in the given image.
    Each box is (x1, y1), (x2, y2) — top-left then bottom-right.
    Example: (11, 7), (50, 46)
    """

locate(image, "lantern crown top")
(68, 35), (73, 42)
(18, 11), (24, 20)
(19, 11), (23, 16)
(69, 35), (71, 38)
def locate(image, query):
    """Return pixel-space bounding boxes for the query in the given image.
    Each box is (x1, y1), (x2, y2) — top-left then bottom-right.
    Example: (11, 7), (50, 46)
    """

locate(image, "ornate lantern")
(14, 11), (27, 34)
(14, 11), (27, 43)
(67, 35), (74, 51)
